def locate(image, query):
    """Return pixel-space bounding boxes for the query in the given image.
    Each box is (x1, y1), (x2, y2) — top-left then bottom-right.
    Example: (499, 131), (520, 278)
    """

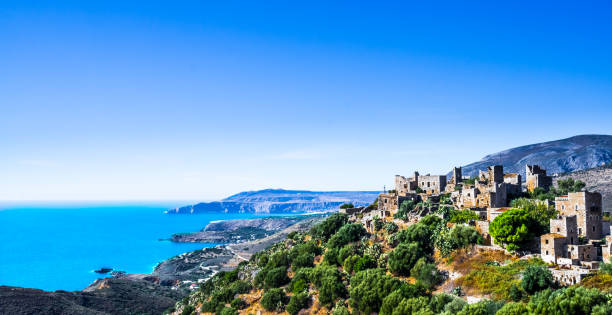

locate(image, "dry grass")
(578, 273), (612, 293)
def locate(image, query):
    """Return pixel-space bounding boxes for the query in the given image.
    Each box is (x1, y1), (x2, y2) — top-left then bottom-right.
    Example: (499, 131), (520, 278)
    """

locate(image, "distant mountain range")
(459, 135), (612, 178)
(166, 189), (379, 214)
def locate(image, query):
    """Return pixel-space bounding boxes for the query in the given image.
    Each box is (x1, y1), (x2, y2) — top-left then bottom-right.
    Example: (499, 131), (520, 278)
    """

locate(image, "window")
(546, 250), (549, 255)
(562, 205), (565, 210)
(593, 226), (596, 232)
(579, 228), (582, 234)
(545, 239), (549, 244)
(427, 182), (430, 187)
(557, 228), (561, 232)
(575, 204), (578, 210)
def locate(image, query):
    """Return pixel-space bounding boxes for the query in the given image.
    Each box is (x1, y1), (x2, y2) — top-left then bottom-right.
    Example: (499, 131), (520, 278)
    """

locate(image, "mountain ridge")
(459, 134), (612, 177)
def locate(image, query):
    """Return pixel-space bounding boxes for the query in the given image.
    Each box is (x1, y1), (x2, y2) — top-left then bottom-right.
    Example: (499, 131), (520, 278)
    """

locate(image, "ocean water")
(0, 203), (282, 291)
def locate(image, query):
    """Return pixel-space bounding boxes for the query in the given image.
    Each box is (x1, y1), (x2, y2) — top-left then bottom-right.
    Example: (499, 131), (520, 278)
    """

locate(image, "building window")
(546, 250), (549, 255)
(562, 205), (565, 210)
(575, 204), (578, 210)
(545, 239), (549, 244)
(593, 226), (596, 232)
(557, 228), (561, 232)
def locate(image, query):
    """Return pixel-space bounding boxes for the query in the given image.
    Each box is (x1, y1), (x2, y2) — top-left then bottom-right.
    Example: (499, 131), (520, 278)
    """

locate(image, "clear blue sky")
(1, 1), (611, 201)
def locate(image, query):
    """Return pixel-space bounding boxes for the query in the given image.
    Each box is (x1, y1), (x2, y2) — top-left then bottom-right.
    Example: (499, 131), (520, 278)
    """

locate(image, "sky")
(1, 1), (612, 201)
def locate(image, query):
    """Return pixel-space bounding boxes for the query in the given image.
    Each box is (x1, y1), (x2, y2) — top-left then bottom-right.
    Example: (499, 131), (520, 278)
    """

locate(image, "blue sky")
(1, 1), (611, 201)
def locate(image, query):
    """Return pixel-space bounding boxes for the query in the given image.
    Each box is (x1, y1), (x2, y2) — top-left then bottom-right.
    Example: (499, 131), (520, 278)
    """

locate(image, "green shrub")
(327, 223), (367, 249)
(332, 305), (351, 315)
(354, 255), (377, 272)
(393, 223), (433, 253)
(310, 213), (348, 241)
(349, 269), (406, 314)
(264, 267), (289, 288)
(521, 265), (554, 294)
(286, 292), (310, 315)
(410, 258), (442, 290)
(456, 299), (503, 315)
(527, 286), (609, 315)
(292, 253), (315, 270)
(496, 302), (528, 315)
(180, 305), (195, 315)
(343, 255), (360, 274)
(260, 288), (287, 311)
(230, 298), (246, 310)
(340, 203), (354, 209)
(449, 209), (480, 223)
(388, 242), (425, 276)
(489, 208), (538, 251)
(218, 307), (238, 315)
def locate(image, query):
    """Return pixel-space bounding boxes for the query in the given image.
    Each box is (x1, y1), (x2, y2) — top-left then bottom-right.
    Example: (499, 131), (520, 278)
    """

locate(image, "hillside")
(460, 135), (612, 177)
(554, 163), (612, 213)
(166, 189), (379, 214)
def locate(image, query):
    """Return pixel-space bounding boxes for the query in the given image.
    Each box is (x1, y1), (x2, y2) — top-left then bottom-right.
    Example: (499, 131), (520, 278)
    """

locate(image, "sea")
(0, 202), (292, 291)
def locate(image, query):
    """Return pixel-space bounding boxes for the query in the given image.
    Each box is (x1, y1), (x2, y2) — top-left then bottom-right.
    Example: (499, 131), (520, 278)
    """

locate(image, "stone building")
(526, 164), (553, 192)
(378, 193), (399, 212)
(418, 175), (447, 195)
(549, 215), (578, 245)
(555, 191), (603, 240)
(541, 233), (568, 264)
(503, 173), (522, 196)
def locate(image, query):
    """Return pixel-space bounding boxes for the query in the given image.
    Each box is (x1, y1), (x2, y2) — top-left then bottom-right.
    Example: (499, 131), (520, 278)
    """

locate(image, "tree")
(349, 269), (404, 314)
(556, 178), (586, 195)
(449, 225), (483, 249)
(395, 200), (416, 220)
(527, 287), (609, 315)
(286, 292), (310, 315)
(388, 242), (425, 276)
(511, 198), (557, 234)
(410, 258), (442, 290)
(310, 212), (348, 241)
(219, 307), (238, 315)
(264, 267), (289, 288)
(393, 223), (433, 253)
(456, 299), (503, 315)
(327, 223), (367, 249)
(449, 209), (480, 224)
(489, 208), (538, 251)
(354, 255), (377, 272)
(340, 203), (354, 209)
(521, 265), (554, 294)
(260, 288), (287, 312)
(496, 302), (528, 315)
(384, 221), (399, 234)
(292, 253), (315, 270)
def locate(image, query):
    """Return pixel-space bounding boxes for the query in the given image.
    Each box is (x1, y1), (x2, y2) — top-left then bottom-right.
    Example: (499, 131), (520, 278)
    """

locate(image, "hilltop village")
(344, 164), (611, 285)
(172, 164), (612, 315)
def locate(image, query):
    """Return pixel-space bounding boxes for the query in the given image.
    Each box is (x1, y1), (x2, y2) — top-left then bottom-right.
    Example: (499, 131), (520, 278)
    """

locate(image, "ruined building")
(452, 165), (521, 209)
(526, 164), (553, 192)
(555, 191), (603, 240)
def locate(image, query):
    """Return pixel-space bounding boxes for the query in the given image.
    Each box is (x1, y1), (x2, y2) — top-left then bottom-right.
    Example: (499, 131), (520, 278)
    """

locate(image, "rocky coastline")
(0, 215), (324, 315)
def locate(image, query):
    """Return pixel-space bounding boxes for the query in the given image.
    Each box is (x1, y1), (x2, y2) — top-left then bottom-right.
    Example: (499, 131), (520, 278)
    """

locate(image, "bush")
(384, 221), (399, 234)
(230, 298), (246, 310)
(527, 286), (609, 315)
(332, 305), (351, 315)
(286, 292), (310, 315)
(450, 225), (483, 249)
(393, 223), (433, 253)
(449, 209), (480, 224)
(489, 208), (538, 251)
(388, 242), (425, 276)
(260, 288), (287, 311)
(521, 265), (554, 294)
(410, 258), (442, 290)
(337, 244), (360, 265)
(340, 203), (354, 209)
(496, 302), (528, 315)
(428, 293), (465, 314)
(180, 305), (195, 315)
(349, 269), (422, 314)
(327, 223), (367, 249)
(456, 299), (503, 315)
(310, 266), (346, 307)
(310, 212), (348, 241)
(343, 255), (360, 274)
(264, 267), (289, 288)
(354, 255), (377, 272)
(218, 307), (238, 315)
(395, 200), (416, 220)
(292, 253), (315, 270)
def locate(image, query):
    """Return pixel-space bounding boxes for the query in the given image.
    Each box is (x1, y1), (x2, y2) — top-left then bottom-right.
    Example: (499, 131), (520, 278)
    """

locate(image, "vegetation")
(449, 209), (480, 223)
(339, 203), (354, 209)
(176, 202), (610, 315)
(489, 208), (538, 251)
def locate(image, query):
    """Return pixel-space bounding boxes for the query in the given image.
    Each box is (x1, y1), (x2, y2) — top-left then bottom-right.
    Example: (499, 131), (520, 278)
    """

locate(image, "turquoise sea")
(0, 202), (283, 291)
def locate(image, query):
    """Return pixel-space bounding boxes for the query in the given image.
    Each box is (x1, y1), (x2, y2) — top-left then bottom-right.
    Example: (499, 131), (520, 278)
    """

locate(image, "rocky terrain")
(0, 278), (182, 315)
(166, 189), (379, 214)
(460, 134), (612, 177)
(554, 162), (612, 212)
(171, 216), (305, 243)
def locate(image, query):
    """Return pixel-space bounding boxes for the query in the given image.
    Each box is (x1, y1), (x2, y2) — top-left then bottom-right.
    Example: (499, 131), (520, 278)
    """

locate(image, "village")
(341, 164), (612, 286)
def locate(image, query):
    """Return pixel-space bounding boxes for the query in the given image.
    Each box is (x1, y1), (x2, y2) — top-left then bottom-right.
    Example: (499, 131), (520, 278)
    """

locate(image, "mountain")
(459, 135), (612, 178)
(554, 163), (612, 213)
(166, 189), (380, 214)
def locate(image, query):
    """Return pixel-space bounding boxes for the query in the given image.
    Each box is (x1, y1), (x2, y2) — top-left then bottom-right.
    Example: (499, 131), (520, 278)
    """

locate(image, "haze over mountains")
(460, 135), (612, 177)
(166, 189), (379, 214)
(170, 135), (612, 215)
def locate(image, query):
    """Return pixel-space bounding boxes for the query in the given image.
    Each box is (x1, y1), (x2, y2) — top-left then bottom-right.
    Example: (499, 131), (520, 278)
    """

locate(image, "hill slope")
(460, 135), (612, 177)
(166, 189), (379, 214)
(554, 163), (612, 213)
